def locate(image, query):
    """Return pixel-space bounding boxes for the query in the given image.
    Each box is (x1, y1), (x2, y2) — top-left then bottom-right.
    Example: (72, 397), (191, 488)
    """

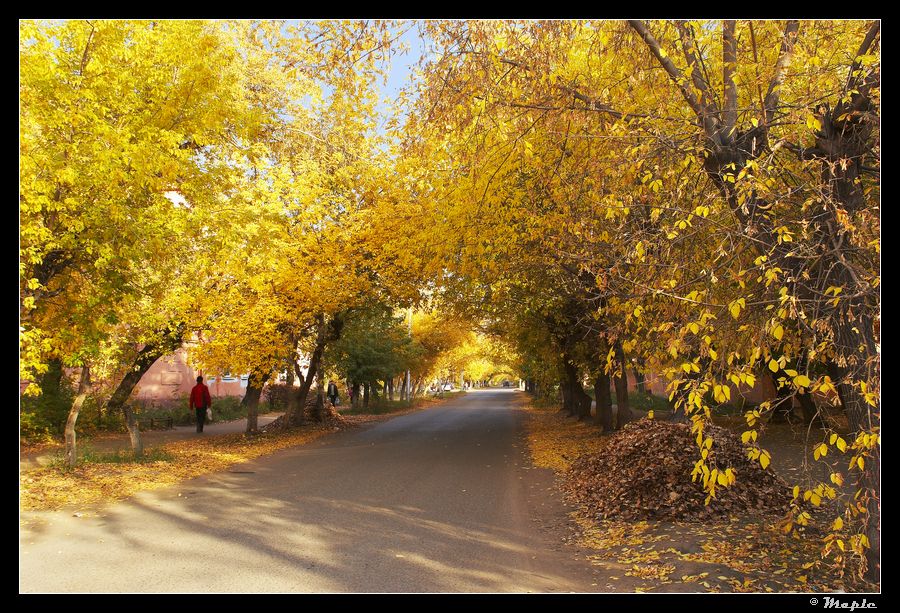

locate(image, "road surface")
(20, 390), (600, 593)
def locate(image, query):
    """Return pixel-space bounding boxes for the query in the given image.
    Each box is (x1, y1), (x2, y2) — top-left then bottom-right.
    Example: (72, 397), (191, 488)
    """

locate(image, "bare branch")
(628, 20), (722, 148)
(762, 20), (800, 125)
(722, 20), (738, 134)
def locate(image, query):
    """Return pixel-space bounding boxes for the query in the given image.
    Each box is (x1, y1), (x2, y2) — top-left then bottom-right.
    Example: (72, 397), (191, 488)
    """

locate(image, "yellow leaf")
(647, 410), (654, 419)
(768, 359), (779, 373)
(793, 374), (811, 387)
(772, 324), (784, 340)
(857, 456), (865, 470)
(836, 438), (847, 453)
(760, 451), (770, 470)
(833, 517), (843, 531)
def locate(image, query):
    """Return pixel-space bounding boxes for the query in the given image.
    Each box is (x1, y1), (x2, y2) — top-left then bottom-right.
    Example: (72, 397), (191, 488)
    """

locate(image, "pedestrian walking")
(327, 379), (340, 407)
(190, 375), (212, 433)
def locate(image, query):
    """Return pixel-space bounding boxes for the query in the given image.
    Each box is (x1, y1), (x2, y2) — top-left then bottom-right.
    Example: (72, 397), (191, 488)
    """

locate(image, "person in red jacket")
(189, 375), (212, 433)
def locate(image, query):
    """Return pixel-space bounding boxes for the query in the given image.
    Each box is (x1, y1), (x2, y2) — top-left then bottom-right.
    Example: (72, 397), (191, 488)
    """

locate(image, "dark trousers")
(195, 407), (206, 432)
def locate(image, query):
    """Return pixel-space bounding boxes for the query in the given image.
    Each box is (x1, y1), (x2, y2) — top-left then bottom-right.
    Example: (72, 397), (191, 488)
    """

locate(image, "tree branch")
(722, 20), (738, 135)
(628, 20), (721, 148)
(762, 20), (800, 126)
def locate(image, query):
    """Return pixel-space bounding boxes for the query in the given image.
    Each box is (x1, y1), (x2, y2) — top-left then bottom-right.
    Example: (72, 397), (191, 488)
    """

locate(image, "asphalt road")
(19, 389), (600, 593)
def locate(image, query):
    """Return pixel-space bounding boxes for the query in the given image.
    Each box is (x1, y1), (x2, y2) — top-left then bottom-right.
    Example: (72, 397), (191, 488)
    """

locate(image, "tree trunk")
(573, 380), (592, 421)
(64, 365), (91, 468)
(632, 357), (647, 394)
(106, 324), (185, 457)
(830, 312), (880, 582)
(560, 378), (573, 416)
(312, 360), (326, 422)
(286, 333), (325, 428)
(796, 390), (822, 427)
(613, 342), (634, 428)
(594, 371), (614, 432)
(363, 383), (370, 409)
(768, 370), (795, 423)
(242, 368), (266, 434)
(388, 378), (394, 401)
(351, 381), (361, 409)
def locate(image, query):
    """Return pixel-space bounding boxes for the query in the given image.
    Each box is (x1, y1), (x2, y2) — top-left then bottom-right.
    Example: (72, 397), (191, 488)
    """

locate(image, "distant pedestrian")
(327, 379), (339, 407)
(190, 375), (212, 433)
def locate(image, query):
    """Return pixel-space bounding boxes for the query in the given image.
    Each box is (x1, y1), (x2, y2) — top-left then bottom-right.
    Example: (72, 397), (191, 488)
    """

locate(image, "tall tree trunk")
(572, 378), (592, 421)
(312, 360), (326, 422)
(560, 378), (573, 416)
(613, 341), (634, 428)
(284, 313), (345, 427)
(351, 381), (361, 409)
(286, 325), (326, 429)
(831, 311), (880, 581)
(64, 365), (91, 468)
(105, 324), (185, 457)
(594, 371), (614, 432)
(363, 383), (370, 409)
(388, 378), (394, 401)
(632, 356), (647, 394)
(241, 368), (266, 434)
(561, 355), (577, 416)
(768, 370), (795, 423)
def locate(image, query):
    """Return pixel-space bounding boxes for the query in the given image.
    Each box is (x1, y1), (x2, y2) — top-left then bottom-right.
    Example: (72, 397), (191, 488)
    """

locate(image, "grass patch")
(81, 446), (175, 465)
(629, 391), (671, 413)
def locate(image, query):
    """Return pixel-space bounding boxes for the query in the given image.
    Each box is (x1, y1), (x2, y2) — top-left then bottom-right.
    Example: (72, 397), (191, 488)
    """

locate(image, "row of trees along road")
(21, 19), (879, 582)
(388, 20), (879, 582)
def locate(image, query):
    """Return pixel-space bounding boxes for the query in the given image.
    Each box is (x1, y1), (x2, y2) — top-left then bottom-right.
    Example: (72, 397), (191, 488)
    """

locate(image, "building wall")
(133, 347), (248, 403)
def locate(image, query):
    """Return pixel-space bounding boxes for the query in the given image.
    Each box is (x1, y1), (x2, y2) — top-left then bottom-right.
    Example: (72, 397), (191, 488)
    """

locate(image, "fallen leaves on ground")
(522, 403), (866, 593)
(19, 426), (335, 511)
(564, 418), (791, 521)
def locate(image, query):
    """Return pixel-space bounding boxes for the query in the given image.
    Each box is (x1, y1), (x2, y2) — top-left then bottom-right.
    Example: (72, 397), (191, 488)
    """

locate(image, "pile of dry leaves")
(564, 418), (791, 521)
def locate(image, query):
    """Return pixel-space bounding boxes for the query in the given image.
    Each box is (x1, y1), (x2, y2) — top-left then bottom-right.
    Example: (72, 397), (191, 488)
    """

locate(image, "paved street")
(20, 390), (600, 593)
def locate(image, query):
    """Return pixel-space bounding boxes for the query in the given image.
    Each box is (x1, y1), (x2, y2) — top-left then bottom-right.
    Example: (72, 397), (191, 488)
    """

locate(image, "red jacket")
(190, 383), (212, 410)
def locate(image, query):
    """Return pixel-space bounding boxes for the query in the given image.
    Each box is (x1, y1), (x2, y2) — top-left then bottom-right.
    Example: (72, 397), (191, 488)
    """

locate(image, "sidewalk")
(19, 412), (284, 472)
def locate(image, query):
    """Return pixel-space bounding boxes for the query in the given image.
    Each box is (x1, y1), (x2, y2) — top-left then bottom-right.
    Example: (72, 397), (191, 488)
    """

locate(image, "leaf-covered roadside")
(522, 403), (875, 592)
(20, 426), (333, 512)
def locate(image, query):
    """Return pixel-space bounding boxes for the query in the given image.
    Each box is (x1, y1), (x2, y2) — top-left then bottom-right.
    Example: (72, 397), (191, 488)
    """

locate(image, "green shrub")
(629, 391), (671, 413)
(20, 361), (74, 442)
(263, 384), (294, 411)
(49, 443), (174, 467)
(128, 394), (247, 427)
